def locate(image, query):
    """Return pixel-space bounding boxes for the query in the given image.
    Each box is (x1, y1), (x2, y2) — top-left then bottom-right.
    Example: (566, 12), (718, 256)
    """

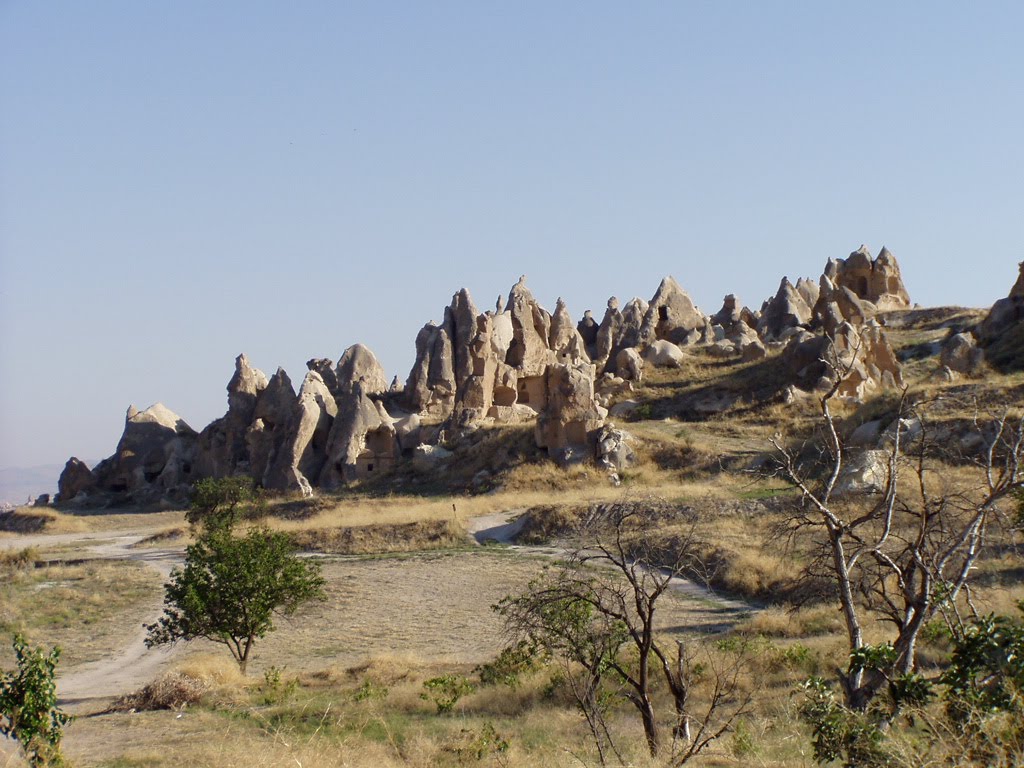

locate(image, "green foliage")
(798, 677), (893, 767)
(145, 524), (326, 674)
(801, 609), (1024, 766)
(352, 680), (390, 702)
(0, 635), (71, 767)
(453, 721), (510, 762)
(186, 476), (263, 531)
(848, 642), (898, 676)
(258, 665), (298, 705)
(474, 641), (537, 689)
(421, 674), (476, 714)
(942, 606), (1024, 721)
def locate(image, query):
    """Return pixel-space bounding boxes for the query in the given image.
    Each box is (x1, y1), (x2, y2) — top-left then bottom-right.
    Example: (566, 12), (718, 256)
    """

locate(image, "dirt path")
(467, 509), (756, 623)
(2, 528), (186, 707)
(56, 535), (184, 706)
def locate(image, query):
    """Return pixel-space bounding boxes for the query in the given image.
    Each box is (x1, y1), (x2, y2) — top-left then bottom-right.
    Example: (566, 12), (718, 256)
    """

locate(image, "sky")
(1, 2), (1022, 470)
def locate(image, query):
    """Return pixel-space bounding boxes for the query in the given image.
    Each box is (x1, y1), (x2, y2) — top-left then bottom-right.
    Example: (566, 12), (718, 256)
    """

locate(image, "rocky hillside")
(52, 250), (1024, 508)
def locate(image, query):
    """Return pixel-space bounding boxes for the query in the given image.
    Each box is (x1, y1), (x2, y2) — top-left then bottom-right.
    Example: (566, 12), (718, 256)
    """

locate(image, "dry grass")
(0, 506), (89, 535)
(109, 672), (211, 712)
(0, 558), (162, 667)
(288, 519), (467, 555)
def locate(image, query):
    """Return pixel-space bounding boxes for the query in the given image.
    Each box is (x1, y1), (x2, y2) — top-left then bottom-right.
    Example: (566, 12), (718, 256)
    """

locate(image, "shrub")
(0, 635), (70, 767)
(421, 675), (476, 714)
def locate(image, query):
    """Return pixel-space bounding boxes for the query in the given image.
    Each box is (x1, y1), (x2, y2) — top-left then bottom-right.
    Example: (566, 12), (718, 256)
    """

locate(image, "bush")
(0, 635), (70, 767)
(421, 675), (476, 714)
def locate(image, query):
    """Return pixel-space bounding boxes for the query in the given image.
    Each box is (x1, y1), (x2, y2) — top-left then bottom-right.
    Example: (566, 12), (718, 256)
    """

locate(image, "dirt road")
(55, 535), (184, 706)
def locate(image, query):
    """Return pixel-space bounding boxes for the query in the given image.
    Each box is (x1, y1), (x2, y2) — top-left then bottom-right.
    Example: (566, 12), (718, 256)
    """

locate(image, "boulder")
(412, 444), (453, 473)
(834, 449), (891, 495)
(642, 339), (685, 368)
(306, 358), (339, 397)
(615, 347), (644, 382)
(848, 420), (884, 447)
(577, 310), (599, 354)
(596, 425), (637, 483)
(740, 340), (768, 362)
(55, 457), (97, 503)
(707, 340), (737, 358)
(941, 332), (985, 375)
(711, 294), (742, 327)
(608, 399), (640, 419)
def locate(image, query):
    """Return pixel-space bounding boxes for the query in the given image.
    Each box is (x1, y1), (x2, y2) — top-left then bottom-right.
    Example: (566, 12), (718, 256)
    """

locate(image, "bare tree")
(771, 351), (1024, 711)
(497, 500), (751, 764)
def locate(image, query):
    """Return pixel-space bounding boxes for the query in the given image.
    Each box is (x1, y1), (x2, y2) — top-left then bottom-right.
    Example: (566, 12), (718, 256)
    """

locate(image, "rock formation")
(319, 385), (398, 488)
(976, 262), (1024, 371)
(57, 247), (923, 504)
(825, 246), (911, 310)
(90, 403), (198, 501)
(758, 277), (814, 340)
(638, 276), (705, 346)
(55, 457), (97, 504)
(783, 320), (902, 400)
(264, 370), (337, 492)
(535, 363), (607, 466)
(978, 262), (1024, 344)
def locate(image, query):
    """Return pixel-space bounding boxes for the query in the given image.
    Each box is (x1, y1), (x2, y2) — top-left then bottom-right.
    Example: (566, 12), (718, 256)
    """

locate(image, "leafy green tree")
(186, 476), (263, 531)
(0, 635), (71, 767)
(145, 525), (326, 674)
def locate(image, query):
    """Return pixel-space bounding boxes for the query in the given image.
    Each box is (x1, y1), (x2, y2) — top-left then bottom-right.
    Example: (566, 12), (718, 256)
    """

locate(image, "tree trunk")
(639, 696), (660, 756)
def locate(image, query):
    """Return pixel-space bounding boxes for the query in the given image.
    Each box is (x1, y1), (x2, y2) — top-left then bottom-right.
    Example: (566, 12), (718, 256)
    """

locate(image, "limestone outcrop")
(759, 277), (814, 340)
(535, 363), (607, 466)
(783, 320), (902, 400)
(826, 246), (911, 310)
(57, 247), (925, 503)
(941, 332), (985, 376)
(89, 403), (199, 501)
(319, 385), (398, 488)
(978, 262), (1024, 344)
(55, 457), (97, 504)
(639, 276), (705, 346)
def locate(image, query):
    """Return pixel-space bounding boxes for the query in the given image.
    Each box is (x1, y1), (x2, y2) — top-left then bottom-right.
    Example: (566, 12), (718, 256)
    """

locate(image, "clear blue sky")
(1, 2), (1022, 469)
